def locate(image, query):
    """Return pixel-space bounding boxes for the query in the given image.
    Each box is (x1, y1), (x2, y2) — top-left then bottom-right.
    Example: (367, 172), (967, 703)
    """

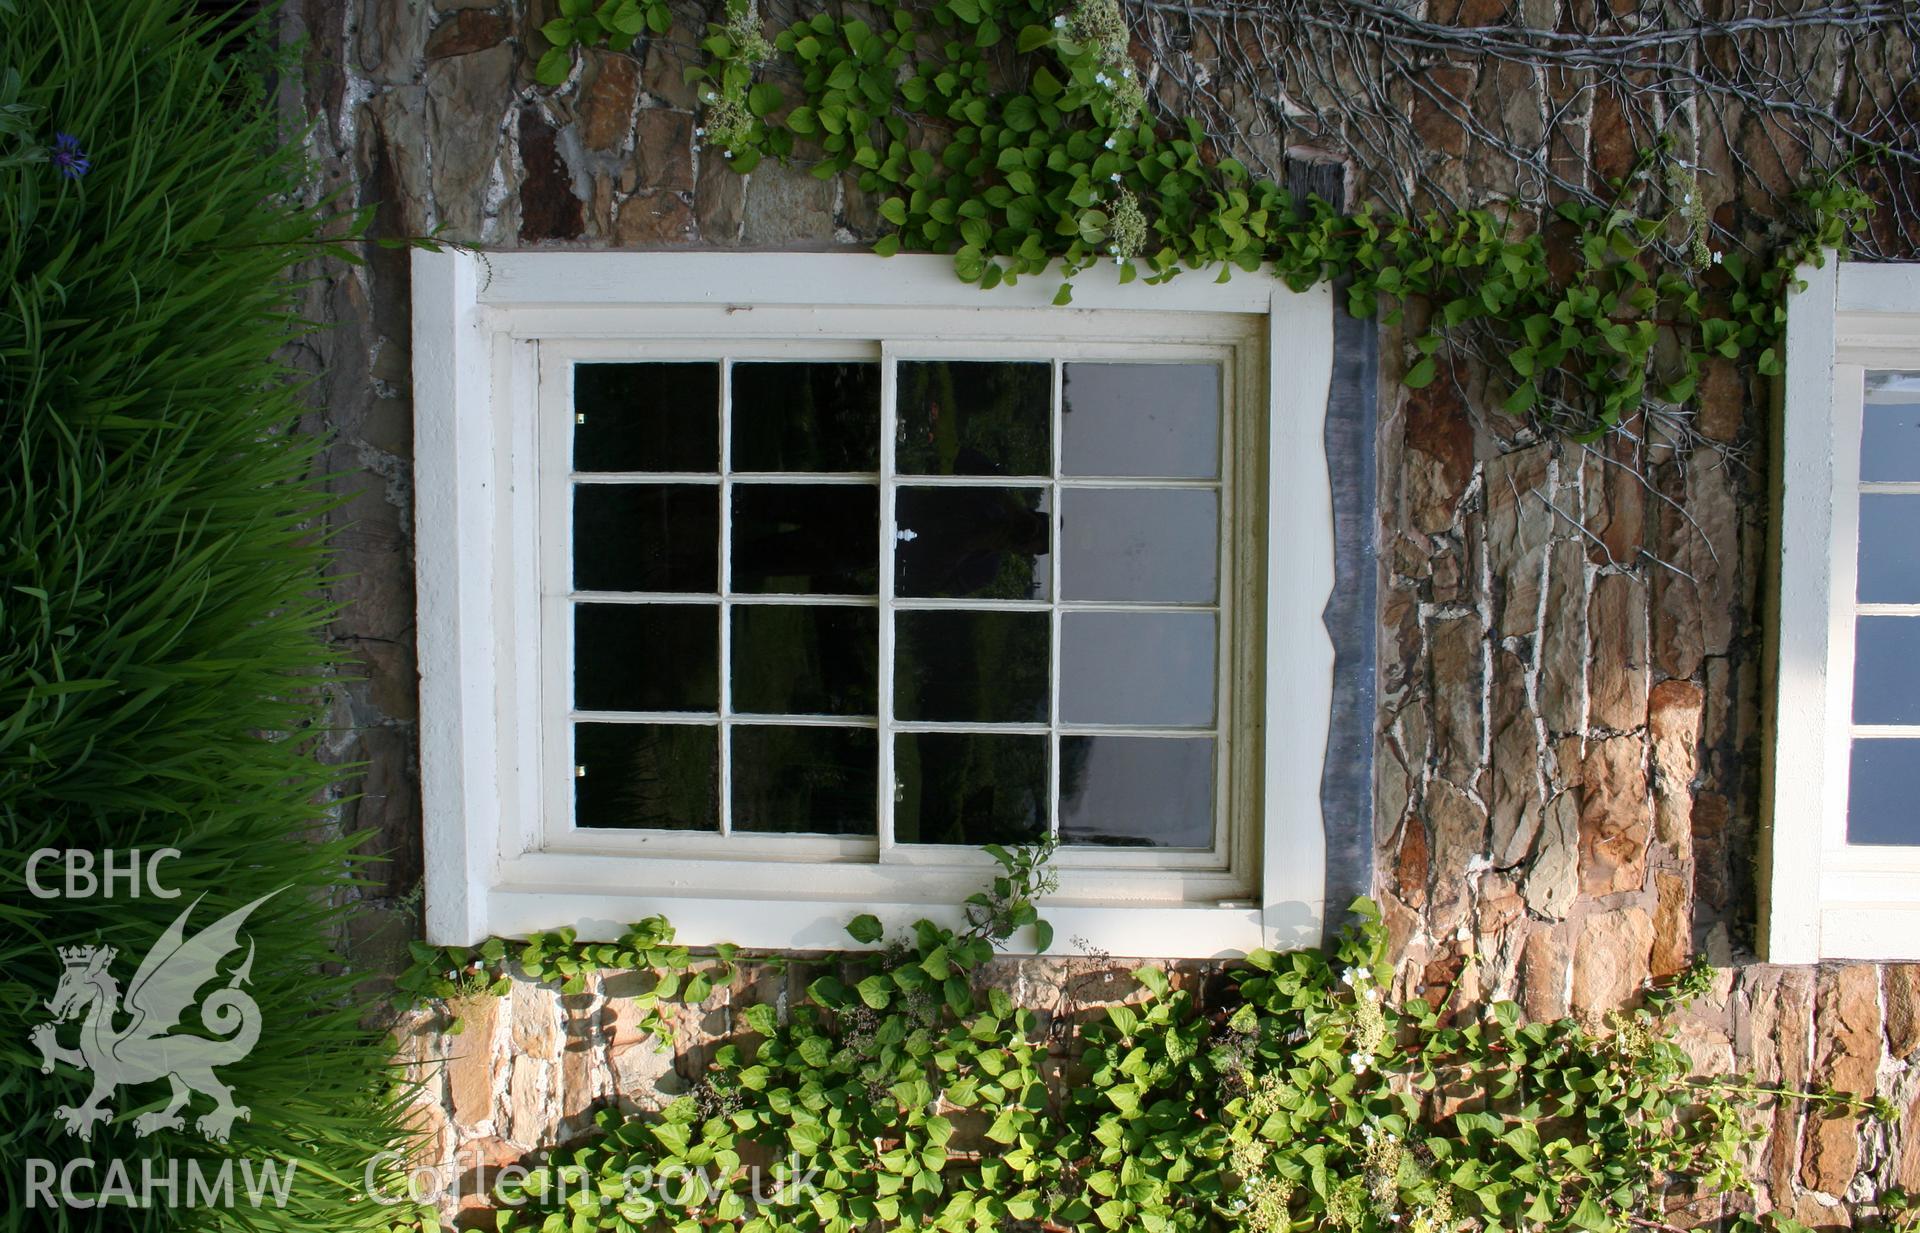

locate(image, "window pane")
(574, 484), (717, 593)
(894, 732), (1047, 845)
(1847, 739), (1920, 845)
(1062, 363), (1219, 478)
(731, 484), (879, 594)
(1862, 371), (1920, 482)
(731, 726), (878, 835)
(895, 610), (1050, 723)
(1060, 736), (1214, 847)
(897, 360), (1051, 477)
(1060, 488), (1217, 603)
(896, 486), (1050, 600)
(574, 722), (718, 830)
(573, 362), (718, 473)
(1859, 494), (1920, 604)
(1060, 611), (1215, 727)
(1854, 616), (1920, 725)
(575, 604), (717, 712)
(731, 606), (878, 716)
(731, 362), (881, 473)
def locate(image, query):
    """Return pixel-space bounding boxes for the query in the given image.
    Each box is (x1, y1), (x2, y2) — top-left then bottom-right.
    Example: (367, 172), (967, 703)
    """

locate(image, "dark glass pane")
(894, 732), (1047, 845)
(732, 726), (878, 835)
(575, 604), (717, 712)
(574, 722), (718, 830)
(573, 363), (719, 472)
(731, 606), (878, 716)
(897, 361), (1051, 477)
(574, 484), (718, 593)
(1059, 736), (1214, 847)
(731, 362), (882, 473)
(1060, 612), (1214, 727)
(1862, 371), (1920, 482)
(1847, 739), (1920, 845)
(731, 484), (879, 595)
(895, 610), (1049, 723)
(1060, 489), (1217, 603)
(896, 487), (1050, 600)
(729, 482), (879, 591)
(1062, 363), (1219, 478)
(1859, 495), (1920, 604)
(1853, 616), (1920, 725)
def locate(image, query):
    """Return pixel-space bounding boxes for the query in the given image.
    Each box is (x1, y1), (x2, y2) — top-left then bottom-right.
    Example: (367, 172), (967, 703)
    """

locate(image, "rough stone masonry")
(276, 0), (1920, 1223)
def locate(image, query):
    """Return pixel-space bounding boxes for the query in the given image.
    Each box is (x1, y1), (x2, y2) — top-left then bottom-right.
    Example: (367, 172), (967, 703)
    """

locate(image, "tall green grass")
(1, 2), (412, 1230)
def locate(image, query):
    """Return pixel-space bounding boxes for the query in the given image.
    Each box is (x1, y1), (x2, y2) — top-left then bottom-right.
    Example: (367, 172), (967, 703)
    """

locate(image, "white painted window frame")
(1765, 257), (1920, 962)
(413, 250), (1335, 957)
(539, 334), (1245, 884)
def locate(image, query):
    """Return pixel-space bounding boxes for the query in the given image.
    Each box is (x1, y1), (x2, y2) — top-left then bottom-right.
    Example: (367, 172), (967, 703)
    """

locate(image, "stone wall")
(278, 0), (1920, 1223)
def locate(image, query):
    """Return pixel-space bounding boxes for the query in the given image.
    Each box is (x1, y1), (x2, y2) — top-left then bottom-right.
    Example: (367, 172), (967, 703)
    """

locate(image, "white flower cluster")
(696, 89), (754, 162)
(1342, 964), (1389, 1073)
(1663, 158), (1718, 270)
(1106, 188), (1146, 261)
(1063, 0), (1146, 126)
(722, 0), (774, 64)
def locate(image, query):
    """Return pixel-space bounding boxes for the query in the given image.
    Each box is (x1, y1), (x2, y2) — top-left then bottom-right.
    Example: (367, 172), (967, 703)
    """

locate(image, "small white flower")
(1109, 172), (1121, 182)
(1350, 1053), (1372, 1074)
(1053, 14), (1065, 25)
(1712, 250), (1723, 265)
(695, 126), (705, 136)
(1340, 966), (1360, 986)
(1103, 136), (1116, 149)
(1364, 987), (1382, 1003)
(1120, 67), (1131, 77)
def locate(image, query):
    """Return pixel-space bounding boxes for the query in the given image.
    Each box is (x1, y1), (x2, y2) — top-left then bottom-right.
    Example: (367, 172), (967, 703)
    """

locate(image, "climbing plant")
(594, 0), (1891, 439)
(533, 0), (1912, 441)
(393, 851), (1895, 1233)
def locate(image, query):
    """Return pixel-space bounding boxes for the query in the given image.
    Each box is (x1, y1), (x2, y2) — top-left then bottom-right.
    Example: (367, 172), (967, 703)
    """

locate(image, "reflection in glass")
(1059, 736), (1214, 847)
(731, 362), (881, 473)
(1847, 739), (1920, 846)
(894, 731), (1047, 845)
(731, 606), (878, 716)
(1060, 611), (1215, 727)
(1859, 495), (1920, 604)
(1853, 616), (1920, 726)
(896, 487), (1050, 600)
(574, 722), (718, 830)
(1060, 488), (1217, 603)
(897, 361), (1051, 476)
(1062, 363), (1219, 478)
(573, 363), (719, 473)
(1862, 371), (1920, 482)
(731, 726), (878, 835)
(731, 484), (879, 594)
(895, 610), (1050, 723)
(574, 485), (717, 593)
(574, 604), (717, 712)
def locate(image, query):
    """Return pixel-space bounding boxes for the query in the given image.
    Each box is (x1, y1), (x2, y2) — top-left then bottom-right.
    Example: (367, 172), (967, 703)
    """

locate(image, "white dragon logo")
(29, 891), (277, 1143)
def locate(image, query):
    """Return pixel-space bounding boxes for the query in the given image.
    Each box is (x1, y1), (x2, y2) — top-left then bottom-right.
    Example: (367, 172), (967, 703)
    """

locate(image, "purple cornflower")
(50, 132), (90, 179)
